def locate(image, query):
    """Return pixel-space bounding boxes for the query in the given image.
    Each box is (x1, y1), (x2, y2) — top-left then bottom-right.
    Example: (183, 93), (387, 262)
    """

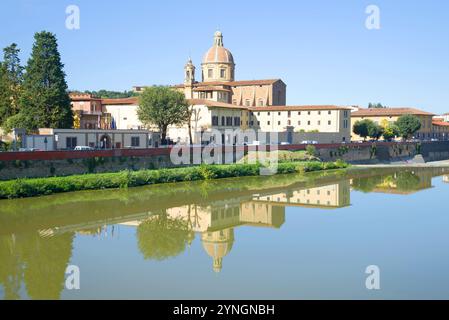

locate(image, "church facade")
(134, 31), (351, 144)
(71, 31), (352, 146)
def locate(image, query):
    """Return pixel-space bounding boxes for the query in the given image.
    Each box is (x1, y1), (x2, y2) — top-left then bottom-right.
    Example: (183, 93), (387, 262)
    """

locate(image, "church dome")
(202, 46), (234, 64)
(201, 228), (235, 273)
(202, 31), (235, 64)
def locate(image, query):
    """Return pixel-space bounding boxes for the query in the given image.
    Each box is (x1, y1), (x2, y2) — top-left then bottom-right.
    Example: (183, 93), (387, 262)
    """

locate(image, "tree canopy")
(137, 86), (189, 144)
(0, 43), (23, 127)
(18, 31), (73, 132)
(368, 102), (387, 109)
(77, 90), (139, 99)
(353, 119), (374, 140)
(396, 114), (422, 140)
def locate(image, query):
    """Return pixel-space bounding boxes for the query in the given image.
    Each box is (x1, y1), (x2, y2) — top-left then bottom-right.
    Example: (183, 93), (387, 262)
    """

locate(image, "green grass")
(239, 150), (319, 163)
(0, 161), (349, 199)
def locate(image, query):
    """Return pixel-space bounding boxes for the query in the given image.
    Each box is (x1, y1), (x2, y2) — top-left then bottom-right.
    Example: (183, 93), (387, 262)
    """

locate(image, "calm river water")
(1, 167), (449, 299)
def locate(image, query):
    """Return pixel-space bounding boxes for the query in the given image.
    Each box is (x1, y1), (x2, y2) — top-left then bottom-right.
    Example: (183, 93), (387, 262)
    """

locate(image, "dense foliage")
(137, 86), (189, 144)
(0, 32), (73, 133)
(0, 161), (349, 199)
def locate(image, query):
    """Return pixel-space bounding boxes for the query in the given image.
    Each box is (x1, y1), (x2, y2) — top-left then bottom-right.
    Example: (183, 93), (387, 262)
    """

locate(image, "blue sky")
(1, 0), (448, 113)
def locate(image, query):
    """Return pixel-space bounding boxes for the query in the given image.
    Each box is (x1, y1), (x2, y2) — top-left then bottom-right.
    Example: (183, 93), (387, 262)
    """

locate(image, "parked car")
(19, 148), (40, 152)
(280, 142), (291, 145)
(74, 146), (95, 151)
(300, 140), (318, 145)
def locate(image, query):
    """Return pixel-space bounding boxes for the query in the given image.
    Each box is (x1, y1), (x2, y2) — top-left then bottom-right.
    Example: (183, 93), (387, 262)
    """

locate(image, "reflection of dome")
(202, 31), (234, 64)
(201, 228), (235, 273)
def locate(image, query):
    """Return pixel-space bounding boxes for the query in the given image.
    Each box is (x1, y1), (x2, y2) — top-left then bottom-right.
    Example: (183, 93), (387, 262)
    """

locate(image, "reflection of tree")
(351, 175), (383, 193)
(0, 233), (74, 300)
(395, 171), (421, 191)
(352, 171), (422, 193)
(0, 235), (22, 300)
(137, 211), (192, 261)
(21, 233), (74, 300)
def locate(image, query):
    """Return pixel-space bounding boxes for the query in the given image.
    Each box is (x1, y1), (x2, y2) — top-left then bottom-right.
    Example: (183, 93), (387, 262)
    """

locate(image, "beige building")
(37, 128), (153, 149)
(70, 31), (352, 144)
(351, 107), (436, 141)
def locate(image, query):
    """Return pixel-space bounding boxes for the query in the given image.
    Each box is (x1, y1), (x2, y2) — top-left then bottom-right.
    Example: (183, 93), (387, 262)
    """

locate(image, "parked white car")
(300, 140), (318, 145)
(74, 146), (95, 151)
(19, 148), (40, 152)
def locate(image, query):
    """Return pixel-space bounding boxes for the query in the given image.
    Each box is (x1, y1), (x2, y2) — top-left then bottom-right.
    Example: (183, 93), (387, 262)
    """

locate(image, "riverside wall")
(0, 142), (448, 180)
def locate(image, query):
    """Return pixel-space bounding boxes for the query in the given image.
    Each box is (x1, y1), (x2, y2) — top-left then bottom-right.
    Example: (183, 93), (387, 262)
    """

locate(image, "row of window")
(261, 120), (333, 126)
(212, 116), (241, 127)
(249, 110), (335, 117)
(66, 136), (141, 149)
(207, 68), (230, 79)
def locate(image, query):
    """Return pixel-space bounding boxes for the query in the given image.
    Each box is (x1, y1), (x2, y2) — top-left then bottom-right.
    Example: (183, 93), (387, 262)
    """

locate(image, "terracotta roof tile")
(352, 107), (435, 117)
(249, 105), (352, 111)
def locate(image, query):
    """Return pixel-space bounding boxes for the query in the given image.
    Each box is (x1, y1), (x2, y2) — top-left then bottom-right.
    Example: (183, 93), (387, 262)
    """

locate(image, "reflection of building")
(165, 199), (285, 272)
(443, 175), (449, 183)
(251, 181), (351, 209)
(202, 229), (234, 273)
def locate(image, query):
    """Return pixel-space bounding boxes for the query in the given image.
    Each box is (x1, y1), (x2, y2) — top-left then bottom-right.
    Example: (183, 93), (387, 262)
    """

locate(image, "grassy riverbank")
(0, 160), (348, 199)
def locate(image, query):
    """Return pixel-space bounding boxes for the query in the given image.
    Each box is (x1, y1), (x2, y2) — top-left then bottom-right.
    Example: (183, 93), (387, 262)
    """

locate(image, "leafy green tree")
(19, 31), (73, 132)
(0, 43), (24, 126)
(367, 122), (384, 140)
(395, 114), (422, 140)
(137, 86), (189, 144)
(77, 90), (139, 99)
(353, 119), (374, 140)
(382, 124), (399, 141)
(368, 102), (386, 108)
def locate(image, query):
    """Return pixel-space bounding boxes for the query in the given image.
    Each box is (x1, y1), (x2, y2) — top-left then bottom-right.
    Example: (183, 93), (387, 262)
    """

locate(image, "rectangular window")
(258, 100), (264, 106)
(328, 120), (331, 125)
(318, 121), (321, 125)
(131, 137), (140, 147)
(328, 111), (332, 115)
(234, 117), (240, 126)
(307, 121), (311, 125)
(66, 137), (77, 149)
(212, 116), (219, 126)
(208, 69), (213, 78)
(298, 121), (301, 125)
(288, 111), (291, 118)
(308, 111), (311, 115)
(278, 121), (281, 125)
(226, 117), (233, 126)
(245, 100), (251, 106)
(268, 121), (271, 125)
(298, 112), (301, 115)
(220, 69), (226, 78)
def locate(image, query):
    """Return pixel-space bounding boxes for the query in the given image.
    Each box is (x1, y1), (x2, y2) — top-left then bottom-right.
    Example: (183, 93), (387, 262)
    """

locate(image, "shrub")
(306, 145), (316, 156)
(0, 160), (349, 199)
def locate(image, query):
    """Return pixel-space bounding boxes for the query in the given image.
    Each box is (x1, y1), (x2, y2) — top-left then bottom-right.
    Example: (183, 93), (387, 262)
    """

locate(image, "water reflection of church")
(124, 180), (351, 272)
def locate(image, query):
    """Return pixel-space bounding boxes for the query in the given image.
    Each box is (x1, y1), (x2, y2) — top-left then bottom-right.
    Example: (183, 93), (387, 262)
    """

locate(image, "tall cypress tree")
(0, 62), (10, 127)
(0, 43), (23, 126)
(20, 31), (73, 131)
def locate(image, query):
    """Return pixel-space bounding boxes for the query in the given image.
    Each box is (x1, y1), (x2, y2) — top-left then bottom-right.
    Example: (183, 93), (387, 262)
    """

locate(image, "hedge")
(0, 161), (348, 199)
